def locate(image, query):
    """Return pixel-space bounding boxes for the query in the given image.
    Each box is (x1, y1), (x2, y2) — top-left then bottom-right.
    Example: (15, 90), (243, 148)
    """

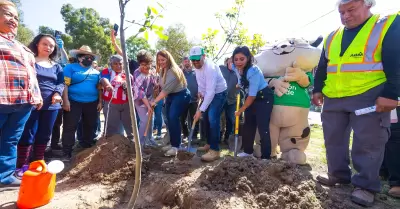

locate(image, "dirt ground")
(1, 130), (400, 209)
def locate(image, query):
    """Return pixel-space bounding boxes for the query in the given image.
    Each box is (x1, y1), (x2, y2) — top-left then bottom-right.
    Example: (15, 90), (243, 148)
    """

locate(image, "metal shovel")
(177, 99), (202, 160)
(228, 93), (242, 156)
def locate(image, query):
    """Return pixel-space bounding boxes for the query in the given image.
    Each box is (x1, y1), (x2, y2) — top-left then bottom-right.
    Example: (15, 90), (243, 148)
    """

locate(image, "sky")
(20, 0), (400, 52)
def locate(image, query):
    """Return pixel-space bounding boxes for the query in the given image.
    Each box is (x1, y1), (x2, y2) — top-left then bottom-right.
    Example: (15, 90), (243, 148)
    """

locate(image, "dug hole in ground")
(1, 127), (399, 209)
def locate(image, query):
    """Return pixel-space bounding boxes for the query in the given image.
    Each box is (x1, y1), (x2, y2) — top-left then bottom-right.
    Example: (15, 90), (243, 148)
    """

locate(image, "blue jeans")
(0, 104), (33, 184)
(222, 102), (236, 139)
(165, 89), (191, 148)
(19, 109), (59, 145)
(153, 100), (164, 136)
(202, 91), (227, 151)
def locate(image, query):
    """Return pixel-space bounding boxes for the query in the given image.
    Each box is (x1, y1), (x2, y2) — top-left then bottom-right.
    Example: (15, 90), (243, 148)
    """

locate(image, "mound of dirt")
(60, 135), (136, 185)
(197, 157), (321, 208)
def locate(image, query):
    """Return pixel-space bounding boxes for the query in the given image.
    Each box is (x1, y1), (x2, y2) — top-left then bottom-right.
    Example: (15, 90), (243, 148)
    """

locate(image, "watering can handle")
(24, 160), (48, 177)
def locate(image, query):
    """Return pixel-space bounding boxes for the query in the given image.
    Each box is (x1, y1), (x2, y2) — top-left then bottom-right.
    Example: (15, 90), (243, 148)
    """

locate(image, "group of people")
(0, 0), (275, 191)
(0, 0), (399, 208)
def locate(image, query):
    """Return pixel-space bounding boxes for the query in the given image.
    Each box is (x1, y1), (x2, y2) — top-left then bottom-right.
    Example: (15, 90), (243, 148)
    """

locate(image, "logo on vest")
(350, 52), (364, 58)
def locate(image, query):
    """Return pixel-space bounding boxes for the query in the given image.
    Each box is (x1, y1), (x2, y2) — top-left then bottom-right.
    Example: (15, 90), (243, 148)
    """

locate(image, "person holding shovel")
(232, 46), (274, 160)
(100, 55), (134, 141)
(190, 46), (227, 162)
(150, 50), (191, 157)
(133, 50), (158, 148)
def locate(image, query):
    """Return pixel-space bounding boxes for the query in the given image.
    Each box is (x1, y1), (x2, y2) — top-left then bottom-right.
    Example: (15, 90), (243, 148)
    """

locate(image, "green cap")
(189, 46), (205, 61)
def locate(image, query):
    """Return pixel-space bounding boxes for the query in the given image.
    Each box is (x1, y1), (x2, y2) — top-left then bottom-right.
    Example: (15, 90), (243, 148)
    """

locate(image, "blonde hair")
(156, 50), (187, 87)
(0, 0), (16, 8)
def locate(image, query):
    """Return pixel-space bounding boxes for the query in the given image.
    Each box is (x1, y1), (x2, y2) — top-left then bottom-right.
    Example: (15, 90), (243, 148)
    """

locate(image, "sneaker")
(197, 144), (210, 152)
(388, 186), (400, 198)
(164, 147), (178, 156)
(161, 145), (172, 152)
(351, 188), (374, 207)
(237, 152), (253, 157)
(15, 165), (29, 179)
(0, 178), (21, 191)
(201, 150), (220, 162)
(60, 152), (72, 162)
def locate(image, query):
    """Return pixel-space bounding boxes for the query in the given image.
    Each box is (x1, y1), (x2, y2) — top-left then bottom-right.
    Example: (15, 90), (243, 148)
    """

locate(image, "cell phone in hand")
(113, 24), (119, 36)
(54, 30), (62, 39)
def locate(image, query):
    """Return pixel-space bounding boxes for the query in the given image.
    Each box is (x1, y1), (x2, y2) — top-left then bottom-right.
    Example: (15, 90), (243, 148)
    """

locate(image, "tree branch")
(213, 5), (242, 62)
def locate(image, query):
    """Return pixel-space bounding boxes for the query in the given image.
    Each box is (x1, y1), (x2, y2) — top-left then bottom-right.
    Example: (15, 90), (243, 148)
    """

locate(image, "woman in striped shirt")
(133, 50), (159, 148)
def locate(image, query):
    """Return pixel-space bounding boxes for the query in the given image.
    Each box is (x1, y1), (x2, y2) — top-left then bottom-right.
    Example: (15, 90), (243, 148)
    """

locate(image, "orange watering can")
(17, 160), (64, 209)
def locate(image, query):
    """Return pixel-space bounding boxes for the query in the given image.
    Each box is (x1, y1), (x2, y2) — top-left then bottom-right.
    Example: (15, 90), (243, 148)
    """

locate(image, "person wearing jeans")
(220, 57), (239, 143)
(0, 0), (43, 189)
(150, 50), (191, 157)
(61, 45), (102, 161)
(180, 56), (199, 140)
(232, 46), (273, 160)
(190, 46), (227, 162)
(153, 100), (164, 139)
(16, 34), (65, 177)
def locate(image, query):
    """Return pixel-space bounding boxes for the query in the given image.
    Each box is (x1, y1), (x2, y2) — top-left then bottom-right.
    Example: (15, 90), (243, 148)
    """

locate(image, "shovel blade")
(228, 135), (242, 153)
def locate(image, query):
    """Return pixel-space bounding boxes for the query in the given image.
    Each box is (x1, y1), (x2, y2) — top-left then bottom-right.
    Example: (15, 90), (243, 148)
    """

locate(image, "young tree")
(117, 1), (168, 208)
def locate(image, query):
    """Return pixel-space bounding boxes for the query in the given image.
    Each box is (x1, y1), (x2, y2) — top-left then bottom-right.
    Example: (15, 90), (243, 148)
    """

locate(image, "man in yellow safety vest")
(313, 0), (400, 207)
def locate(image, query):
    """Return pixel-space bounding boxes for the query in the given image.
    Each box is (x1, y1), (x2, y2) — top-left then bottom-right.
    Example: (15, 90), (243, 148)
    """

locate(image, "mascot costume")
(253, 36), (323, 165)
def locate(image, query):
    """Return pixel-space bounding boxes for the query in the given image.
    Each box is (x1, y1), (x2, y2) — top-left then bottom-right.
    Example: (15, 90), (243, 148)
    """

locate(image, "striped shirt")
(0, 34), (41, 105)
(133, 68), (159, 106)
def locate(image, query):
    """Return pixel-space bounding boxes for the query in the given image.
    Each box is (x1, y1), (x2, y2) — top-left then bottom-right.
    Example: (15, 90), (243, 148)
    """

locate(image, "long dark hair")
(232, 46), (254, 89)
(28, 34), (58, 61)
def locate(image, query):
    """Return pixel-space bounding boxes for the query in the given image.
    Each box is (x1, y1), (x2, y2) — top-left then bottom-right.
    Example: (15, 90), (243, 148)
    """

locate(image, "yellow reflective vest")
(322, 13), (397, 98)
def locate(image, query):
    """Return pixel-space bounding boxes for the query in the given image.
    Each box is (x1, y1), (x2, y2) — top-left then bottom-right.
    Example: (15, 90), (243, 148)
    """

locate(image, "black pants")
(382, 130), (400, 187)
(180, 102), (199, 138)
(50, 109), (63, 148)
(62, 100), (98, 153)
(242, 91), (274, 159)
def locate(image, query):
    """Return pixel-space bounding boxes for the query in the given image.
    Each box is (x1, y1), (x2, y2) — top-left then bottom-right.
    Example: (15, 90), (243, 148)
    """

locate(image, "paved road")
(308, 111), (322, 125)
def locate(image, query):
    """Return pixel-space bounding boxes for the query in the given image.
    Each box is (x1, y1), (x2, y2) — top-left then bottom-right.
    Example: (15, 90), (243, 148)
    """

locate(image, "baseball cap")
(189, 46), (205, 61)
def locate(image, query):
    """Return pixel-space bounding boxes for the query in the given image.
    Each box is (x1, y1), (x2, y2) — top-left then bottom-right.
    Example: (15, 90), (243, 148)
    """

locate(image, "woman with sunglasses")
(61, 45), (102, 161)
(14, 34), (64, 177)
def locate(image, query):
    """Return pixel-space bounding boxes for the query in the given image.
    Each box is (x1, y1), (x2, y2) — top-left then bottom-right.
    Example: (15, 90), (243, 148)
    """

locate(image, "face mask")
(81, 57), (93, 67)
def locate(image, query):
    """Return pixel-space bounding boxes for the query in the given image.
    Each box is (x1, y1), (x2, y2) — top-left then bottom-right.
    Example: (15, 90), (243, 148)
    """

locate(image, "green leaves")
(130, 3), (168, 42)
(150, 7), (159, 15)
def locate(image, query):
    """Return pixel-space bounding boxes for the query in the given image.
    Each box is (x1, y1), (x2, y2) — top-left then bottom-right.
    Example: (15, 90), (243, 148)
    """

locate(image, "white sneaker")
(161, 145), (172, 152)
(164, 147), (178, 156)
(238, 152), (254, 158)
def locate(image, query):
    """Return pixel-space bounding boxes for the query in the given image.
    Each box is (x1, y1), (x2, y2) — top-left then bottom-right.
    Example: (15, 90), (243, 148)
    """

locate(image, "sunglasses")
(80, 55), (95, 60)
